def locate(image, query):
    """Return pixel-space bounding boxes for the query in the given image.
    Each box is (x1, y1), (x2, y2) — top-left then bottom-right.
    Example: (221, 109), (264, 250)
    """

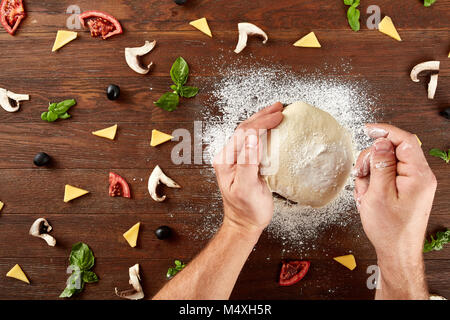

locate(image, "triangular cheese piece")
(378, 16), (401, 41)
(6, 264), (30, 284)
(0, 201), (3, 212)
(333, 254), (356, 270)
(414, 134), (422, 146)
(151, 129), (173, 147)
(189, 17), (212, 37)
(293, 32), (321, 48)
(123, 222), (140, 248)
(92, 124), (117, 140)
(64, 185), (89, 203)
(52, 30), (78, 52)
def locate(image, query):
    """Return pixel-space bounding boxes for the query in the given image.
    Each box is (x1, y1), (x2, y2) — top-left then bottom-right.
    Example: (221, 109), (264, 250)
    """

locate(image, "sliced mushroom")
(115, 264), (144, 300)
(148, 165), (181, 202)
(125, 40), (156, 74)
(234, 22), (268, 54)
(29, 218), (56, 246)
(410, 61), (440, 82)
(428, 73), (438, 99)
(0, 88), (29, 112)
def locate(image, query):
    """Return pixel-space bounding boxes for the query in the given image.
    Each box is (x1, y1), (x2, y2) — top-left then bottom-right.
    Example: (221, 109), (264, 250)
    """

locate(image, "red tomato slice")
(109, 172), (131, 198)
(279, 260), (310, 286)
(0, 0), (25, 35)
(79, 10), (122, 39)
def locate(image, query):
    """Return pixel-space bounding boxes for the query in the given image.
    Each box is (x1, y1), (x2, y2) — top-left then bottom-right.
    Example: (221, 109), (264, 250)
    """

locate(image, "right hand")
(353, 124), (437, 263)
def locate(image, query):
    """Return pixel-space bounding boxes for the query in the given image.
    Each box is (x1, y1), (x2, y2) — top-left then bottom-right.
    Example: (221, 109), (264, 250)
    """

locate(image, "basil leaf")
(59, 287), (80, 298)
(347, 6), (360, 31)
(59, 112), (71, 119)
(343, 0), (353, 5)
(170, 57), (189, 86)
(170, 84), (178, 91)
(41, 112), (48, 121)
(60, 270), (84, 298)
(54, 99), (76, 115)
(180, 86), (199, 98)
(48, 103), (57, 112)
(82, 271), (99, 283)
(424, 0), (436, 7)
(429, 148), (449, 163)
(46, 110), (59, 122)
(154, 92), (180, 112)
(69, 242), (95, 271)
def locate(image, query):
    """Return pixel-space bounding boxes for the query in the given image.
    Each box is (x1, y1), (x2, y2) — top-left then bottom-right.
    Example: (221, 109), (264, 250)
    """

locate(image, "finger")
(352, 148), (371, 177)
(368, 138), (398, 197)
(354, 176), (369, 207)
(248, 102), (284, 121)
(235, 134), (261, 184)
(365, 123), (425, 165)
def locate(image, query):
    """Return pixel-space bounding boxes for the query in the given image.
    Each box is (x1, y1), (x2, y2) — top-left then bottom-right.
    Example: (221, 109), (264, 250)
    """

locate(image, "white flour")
(197, 58), (378, 252)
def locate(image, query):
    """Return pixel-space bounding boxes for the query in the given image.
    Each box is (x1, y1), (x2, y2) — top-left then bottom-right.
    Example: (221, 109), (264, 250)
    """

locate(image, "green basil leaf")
(170, 57), (189, 86)
(170, 84), (178, 91)
(343, 0), (353, 5)
(180, 86), (199, 98)
(154, 92), (180, 112)
(424, 0), (436, 7)
(48, 103), (57, 111)
(352, 0), (360, 6)
(174, 260), (182, 267)
(54, 99), (76, 115)
(82, 271), (99, 283)
(41, 112), (48, 121)
(347, 6), (360, 31)
(46, 110), (59, 122)
(59, 287), (79, 298)
(429, 148), (449, 162)
(59, 112), (71, 119)
(69, 242), (95, 271)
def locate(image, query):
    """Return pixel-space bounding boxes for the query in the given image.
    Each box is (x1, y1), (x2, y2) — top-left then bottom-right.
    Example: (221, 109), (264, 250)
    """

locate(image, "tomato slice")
(109, 172), (131, 198)
(79, 10), (122, 39)
(0, 0), (25, 35)
(279, 260), (310, 286)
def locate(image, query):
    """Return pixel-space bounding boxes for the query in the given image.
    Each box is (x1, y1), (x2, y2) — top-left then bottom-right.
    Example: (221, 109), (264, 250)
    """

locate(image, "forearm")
(153, 218), (261, 300)
(375, 251), (429, 300)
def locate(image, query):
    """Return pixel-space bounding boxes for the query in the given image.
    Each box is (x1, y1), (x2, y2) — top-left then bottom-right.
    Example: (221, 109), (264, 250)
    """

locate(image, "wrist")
(221, 216), (263, 245)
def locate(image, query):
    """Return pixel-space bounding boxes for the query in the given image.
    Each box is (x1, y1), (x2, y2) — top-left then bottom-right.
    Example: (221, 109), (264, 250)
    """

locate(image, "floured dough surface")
(262, 101), (354, 208)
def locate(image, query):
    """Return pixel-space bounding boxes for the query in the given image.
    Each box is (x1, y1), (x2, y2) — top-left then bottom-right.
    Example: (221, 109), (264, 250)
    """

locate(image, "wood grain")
(0, 0), (448, 300)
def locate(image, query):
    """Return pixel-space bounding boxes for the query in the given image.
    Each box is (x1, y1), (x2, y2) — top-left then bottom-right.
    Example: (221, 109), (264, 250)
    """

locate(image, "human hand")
(213, 102), (284, 236)
(353, 124), (437, 291)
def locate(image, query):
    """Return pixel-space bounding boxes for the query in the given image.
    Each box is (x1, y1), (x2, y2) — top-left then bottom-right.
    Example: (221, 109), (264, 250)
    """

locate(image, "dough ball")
(261, 101), (354, 207)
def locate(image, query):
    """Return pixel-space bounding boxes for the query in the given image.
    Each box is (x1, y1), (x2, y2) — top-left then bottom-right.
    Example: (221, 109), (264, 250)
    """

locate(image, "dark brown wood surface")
(0, 0), (449, 300)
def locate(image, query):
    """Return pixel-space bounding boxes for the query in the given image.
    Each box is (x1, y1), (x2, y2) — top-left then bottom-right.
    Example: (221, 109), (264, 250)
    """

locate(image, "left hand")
(213, 102), (284, 235)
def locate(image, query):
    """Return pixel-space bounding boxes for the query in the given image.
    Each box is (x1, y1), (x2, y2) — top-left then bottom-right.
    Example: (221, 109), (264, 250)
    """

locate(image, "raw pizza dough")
(261, 101), (354, 208)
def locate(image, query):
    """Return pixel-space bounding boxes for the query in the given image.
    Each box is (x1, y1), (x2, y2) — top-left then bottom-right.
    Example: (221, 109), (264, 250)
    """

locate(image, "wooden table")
(0, 0), (448, 300)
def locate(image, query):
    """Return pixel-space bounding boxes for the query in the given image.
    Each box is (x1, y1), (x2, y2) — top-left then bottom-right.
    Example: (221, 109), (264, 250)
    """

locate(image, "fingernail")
(374, 139), (392, 153)
(246, 135), (258, 148)
(365, 127), (388, 139)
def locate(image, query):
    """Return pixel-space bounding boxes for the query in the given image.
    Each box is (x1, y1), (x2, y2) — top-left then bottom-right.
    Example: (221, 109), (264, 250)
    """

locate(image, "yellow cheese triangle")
(333, 254), (356, 270)
(151, 129), (173, 147)
(92, 124), (117, 140)
(414, 134), (422, 146)
(6, 264), (30, 284)
(189, 17), (212, 37)
(378, 16), (401, 41)
(64, 185), (89, 203)
(293, 32), (321, 48)
(0, 201), (3, 212)
(123, 222), (140, 248)
(52, 30), (77, 52)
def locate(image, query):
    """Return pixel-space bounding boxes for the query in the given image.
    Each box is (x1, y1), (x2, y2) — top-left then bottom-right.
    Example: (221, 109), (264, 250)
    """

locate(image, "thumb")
(235, 134), (260, 183)
(368, 138), (397, 196)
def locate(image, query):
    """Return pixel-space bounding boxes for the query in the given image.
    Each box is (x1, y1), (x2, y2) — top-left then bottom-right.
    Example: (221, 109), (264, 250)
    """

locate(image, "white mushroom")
(125, 40), (156, 74)
(428, 73), (438, 99)
(410, 61), (440, 82)
(0, 88), (29, 112)
(115, 264), (144, 300)
(148, 165), (181, 202)
(29, 218), (56, 246)
(234, 22), (268, 54)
